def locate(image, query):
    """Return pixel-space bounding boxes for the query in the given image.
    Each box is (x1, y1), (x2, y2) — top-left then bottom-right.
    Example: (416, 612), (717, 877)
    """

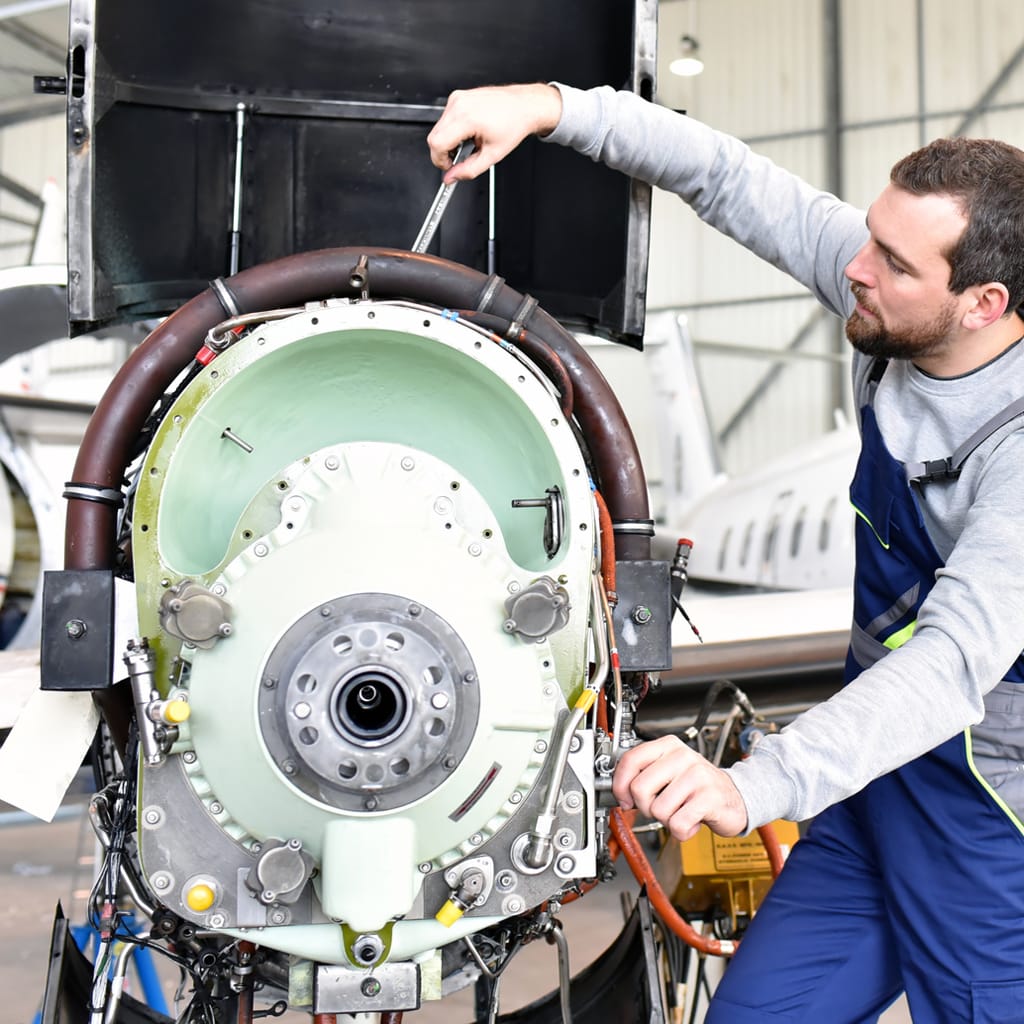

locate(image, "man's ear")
(961, 281), (1010, 330)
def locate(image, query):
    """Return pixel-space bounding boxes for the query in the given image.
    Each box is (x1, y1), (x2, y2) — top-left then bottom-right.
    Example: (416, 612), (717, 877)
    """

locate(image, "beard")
(845, 284), (958, 361)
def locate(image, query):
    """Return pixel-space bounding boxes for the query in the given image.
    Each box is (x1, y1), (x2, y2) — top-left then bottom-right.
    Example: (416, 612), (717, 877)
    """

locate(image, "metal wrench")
(411, 141), (473, 253)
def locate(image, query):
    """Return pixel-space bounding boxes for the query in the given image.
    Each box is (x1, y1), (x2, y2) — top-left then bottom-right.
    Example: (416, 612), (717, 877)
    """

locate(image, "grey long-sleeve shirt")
(547, 83), (1024, 829)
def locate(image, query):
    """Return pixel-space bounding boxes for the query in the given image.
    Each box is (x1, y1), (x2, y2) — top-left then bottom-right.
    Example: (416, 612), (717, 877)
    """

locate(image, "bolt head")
(65, 619), (87, 640)
(361, 978), (382, 997)
(632, 605), (653, 625)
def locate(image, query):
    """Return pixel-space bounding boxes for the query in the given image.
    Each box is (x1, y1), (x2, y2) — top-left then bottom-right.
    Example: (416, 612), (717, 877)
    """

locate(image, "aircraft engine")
(41, 248), (673, 1020)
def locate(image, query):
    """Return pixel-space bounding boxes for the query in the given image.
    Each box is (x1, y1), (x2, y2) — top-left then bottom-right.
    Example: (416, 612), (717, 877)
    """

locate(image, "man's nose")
(844, 244), (874, 288)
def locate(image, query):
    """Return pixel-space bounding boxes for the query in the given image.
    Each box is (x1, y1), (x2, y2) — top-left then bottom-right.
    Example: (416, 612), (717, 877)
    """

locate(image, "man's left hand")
(612, 735), (749, 840)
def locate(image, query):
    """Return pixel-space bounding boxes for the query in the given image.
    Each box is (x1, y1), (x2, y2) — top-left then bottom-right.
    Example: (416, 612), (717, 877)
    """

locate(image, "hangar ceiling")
(0, 0), (67, 128)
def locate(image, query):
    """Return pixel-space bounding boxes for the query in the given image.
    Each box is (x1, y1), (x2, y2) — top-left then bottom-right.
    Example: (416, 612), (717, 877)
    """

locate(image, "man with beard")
(428, 84), (1024, 1023)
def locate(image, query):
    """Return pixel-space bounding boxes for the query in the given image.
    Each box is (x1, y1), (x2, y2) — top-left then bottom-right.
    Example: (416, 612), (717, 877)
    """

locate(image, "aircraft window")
(790, 506), (807, 558)
(763, 516), (779, 566)
(718, 527), (732, 572)
(819, 497), (837, 552)
(739, 521), (754, 567)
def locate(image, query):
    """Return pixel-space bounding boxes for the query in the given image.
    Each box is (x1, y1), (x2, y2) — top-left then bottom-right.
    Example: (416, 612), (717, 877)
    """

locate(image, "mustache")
(850, 284), (878, 316)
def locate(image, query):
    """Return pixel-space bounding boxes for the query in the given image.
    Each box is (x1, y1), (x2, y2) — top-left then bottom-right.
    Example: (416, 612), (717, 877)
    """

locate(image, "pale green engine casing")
(131, 300), (597, 962)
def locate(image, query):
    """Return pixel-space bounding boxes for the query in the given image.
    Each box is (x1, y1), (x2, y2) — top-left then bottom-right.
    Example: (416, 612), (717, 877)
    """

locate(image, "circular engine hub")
(259, 593), (480, 812)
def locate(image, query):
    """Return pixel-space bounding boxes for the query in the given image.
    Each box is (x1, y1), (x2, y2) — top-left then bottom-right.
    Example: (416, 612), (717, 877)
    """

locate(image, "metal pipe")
(229, 103), (247, 276)
(550, 922), (573, 1024)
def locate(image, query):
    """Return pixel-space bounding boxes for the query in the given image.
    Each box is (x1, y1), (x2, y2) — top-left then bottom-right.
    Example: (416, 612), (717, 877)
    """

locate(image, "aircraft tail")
(643, 311), (725, 526)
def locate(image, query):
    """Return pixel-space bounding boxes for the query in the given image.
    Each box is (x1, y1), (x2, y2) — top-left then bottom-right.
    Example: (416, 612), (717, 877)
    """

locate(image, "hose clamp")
(63, 482), (125, 507)
(209, 277), (241, 318)
(611, 519), (655, 537)
(476, 274), (505, 314)
(507, 294), (538, 340)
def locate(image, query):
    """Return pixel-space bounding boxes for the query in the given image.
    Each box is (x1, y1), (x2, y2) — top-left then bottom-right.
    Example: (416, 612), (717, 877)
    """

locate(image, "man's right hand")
(427, 84), (563, 184)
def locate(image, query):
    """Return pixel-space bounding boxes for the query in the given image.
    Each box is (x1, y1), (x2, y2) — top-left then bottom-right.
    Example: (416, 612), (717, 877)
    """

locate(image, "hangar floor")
(2, 787), (911, 1024)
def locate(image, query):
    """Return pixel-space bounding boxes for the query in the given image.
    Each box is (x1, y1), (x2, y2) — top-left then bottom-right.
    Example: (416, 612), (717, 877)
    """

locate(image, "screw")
(209, 913), (227, 928)
(409, 604), (422, 617)
(263, 676), (277, 689)
(496, 871), (516, 891)
(632, 605), (653, 625)
(468, 542), (482, 557)
(505, 897), (524, 914)
(557, 833), (573, 848)
(364, 796), (379, 811)
(443, 757), (457, 771)
(534, 740), (548, 754)
(569, 735), (582, 753)
(153, 873), (171, 891)
(144, 809), (161, 825)
(294, 702), (311, 719)
(211, 583), (227, 596)
(565, 792), (582, 810)
(268, 908), (287, 925)
(320, 606), (333, 617)
(463, 671), (477, 684)
(282, 759), (297, 775)
(556, 856), (575, 874)
(401, 457), (415, 471)
(507, 581), (522, 594)
(418, 862), (432, 874)
(65, 619), (87, 640)
(183, 751), (197, 764)
(361, 978), (382, 998)
(325, 455), (339, 470)
(430, 693), (450, 710)
(510, 792), (523, 804)
(288, 838), (302, 850)
(470, 833), (483, 846)
(254, 543), (268, 557)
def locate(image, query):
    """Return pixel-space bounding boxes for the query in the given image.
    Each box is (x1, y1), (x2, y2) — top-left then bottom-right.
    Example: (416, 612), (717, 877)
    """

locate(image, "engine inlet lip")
(330, 666), (412, 747)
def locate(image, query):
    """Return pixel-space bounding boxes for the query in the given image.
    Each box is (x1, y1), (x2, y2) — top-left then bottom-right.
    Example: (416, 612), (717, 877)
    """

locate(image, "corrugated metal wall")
(648, 0), (1024, 478)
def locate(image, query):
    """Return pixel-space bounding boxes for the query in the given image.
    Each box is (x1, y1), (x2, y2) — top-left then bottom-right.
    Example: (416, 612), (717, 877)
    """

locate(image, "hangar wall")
(0, 1), (1022, 486)
(648, 0), (1024, 478)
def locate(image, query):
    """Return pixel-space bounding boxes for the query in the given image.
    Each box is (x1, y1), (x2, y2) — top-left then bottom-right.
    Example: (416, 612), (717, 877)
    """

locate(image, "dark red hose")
(609, 807), (736, 956)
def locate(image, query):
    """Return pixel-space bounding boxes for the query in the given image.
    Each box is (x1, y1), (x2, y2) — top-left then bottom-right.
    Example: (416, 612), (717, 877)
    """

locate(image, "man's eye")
(884, 252), (906, 275)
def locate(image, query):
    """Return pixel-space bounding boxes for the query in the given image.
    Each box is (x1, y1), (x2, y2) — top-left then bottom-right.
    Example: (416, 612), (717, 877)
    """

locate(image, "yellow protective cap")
(164, 699), (191, 724)
(435, 899), (465, 928)
(574, 688), (597, 713)
(186, 883), (216, 912)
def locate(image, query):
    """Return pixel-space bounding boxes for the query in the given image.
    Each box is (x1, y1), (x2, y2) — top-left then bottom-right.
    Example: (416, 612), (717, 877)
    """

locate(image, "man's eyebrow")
(865, 211), (917, 273)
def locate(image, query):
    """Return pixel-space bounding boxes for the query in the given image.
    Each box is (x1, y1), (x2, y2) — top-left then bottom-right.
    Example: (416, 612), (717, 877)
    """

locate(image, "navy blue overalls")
(708, 360), (1024, 1023)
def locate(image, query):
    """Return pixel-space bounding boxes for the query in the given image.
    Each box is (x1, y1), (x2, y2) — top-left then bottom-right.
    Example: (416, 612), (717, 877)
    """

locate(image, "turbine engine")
(42, 249), (672, 1019)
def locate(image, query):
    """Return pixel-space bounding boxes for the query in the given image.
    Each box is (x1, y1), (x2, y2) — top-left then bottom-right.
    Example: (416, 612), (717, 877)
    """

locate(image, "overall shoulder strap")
(904, 394), (1024, 484)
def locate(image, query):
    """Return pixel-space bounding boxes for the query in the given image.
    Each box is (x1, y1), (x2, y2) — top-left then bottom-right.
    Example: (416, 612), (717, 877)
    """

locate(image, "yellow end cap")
(164, 699), (191, 724)
(186, 883), (216, 912)
(575, 689), (598, 712)
(435, 900), (465, 928)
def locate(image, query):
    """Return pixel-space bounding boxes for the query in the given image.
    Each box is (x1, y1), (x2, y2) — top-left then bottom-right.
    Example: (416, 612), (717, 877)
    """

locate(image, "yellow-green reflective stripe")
(965, 729), (1024, 839)
(850, 502), (890, 550)
(883, 620), (916, 650)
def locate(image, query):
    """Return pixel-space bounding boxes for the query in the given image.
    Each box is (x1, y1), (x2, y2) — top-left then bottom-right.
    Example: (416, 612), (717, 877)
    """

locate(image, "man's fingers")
(612, 735), (687, 806)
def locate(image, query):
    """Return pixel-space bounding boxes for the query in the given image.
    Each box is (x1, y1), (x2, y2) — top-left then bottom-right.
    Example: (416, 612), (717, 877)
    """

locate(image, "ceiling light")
(670, 35), (704, 77)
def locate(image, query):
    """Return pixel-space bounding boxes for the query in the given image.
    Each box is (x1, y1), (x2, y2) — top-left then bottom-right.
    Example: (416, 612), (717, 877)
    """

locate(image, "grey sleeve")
(546, 83), (865, 319)
(728, 429), (1024, 827)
